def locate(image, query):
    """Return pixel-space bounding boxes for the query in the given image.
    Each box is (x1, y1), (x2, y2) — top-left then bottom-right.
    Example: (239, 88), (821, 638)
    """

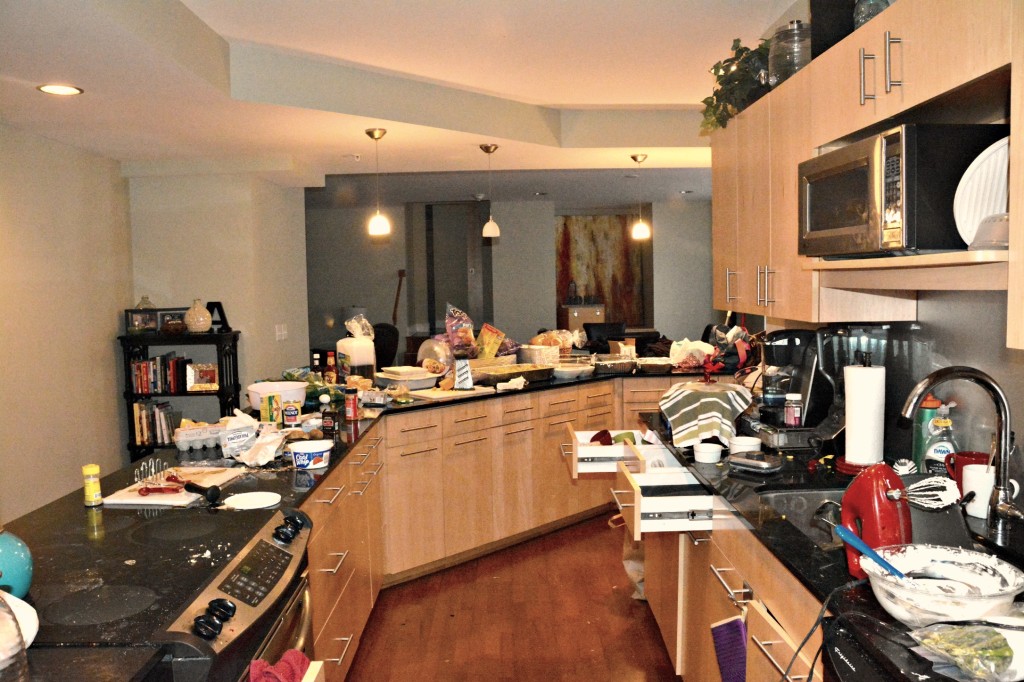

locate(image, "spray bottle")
(922, 402), (959, 476)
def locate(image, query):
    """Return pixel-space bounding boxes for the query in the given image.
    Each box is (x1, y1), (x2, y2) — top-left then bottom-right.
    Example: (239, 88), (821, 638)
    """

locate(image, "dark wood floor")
(348, 514), (678, 681)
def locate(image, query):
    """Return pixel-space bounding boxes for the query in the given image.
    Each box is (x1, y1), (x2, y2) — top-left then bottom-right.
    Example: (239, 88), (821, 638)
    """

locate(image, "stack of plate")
(954, 136), (1009, 249)
(376, 366), (443, 390)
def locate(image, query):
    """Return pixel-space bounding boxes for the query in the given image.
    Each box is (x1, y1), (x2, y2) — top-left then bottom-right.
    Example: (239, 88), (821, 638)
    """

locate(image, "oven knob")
(283, 514), (305, 531)
(207, 597), (236, 621)
(192, 614), (223, 640)
(273, 523), (298, 544)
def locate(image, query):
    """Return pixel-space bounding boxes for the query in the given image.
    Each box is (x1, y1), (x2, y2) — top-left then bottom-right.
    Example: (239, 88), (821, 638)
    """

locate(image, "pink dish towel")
(250, 649), (311, 682)
(711, 615), (747, 682)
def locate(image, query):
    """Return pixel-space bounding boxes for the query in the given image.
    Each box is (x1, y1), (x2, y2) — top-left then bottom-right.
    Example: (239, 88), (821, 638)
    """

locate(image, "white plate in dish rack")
(953, 136), (1009, 247)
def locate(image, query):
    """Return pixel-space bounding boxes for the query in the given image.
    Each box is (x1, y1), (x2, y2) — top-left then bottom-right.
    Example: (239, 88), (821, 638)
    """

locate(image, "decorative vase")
(0, 528), (32, 599)
(184, 299), (212, 333)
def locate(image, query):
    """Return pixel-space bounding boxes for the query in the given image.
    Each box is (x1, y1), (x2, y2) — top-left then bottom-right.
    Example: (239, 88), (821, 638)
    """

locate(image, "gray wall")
(652, 199), (716, 341)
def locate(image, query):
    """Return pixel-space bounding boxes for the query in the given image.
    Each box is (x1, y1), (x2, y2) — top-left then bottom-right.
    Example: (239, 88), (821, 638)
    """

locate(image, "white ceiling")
(0, 0), (804, 209)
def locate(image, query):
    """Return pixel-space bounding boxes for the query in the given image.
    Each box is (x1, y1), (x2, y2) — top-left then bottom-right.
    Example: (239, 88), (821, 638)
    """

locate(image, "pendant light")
(480, 144), (500, 238)
(366, 128), (391, 236)
(630, 153), (651, 240)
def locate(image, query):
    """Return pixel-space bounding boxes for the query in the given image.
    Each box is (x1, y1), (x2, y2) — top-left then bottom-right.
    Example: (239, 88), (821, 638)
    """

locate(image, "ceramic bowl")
(693, 442), (723, 464)
(729, 436), (761, 453)
(862, 544), (1024, 627)
(553, 364), (595, 380)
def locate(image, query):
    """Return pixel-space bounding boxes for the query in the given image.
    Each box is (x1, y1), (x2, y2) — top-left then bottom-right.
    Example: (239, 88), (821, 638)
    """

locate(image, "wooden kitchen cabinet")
(557, 304), (605, 333)
(382, 436), (445, 574)
(735, 97), (772, 313)
(534, 411), (581, 527)
(746, 599), (816, 681)
(686, 536), (748, 682)
(711, 123), (740, 312)
(492, 419), (536, 538)
(644, 531), (685, 675)
(810, 0), (1011, 148)
(443, 430), (497, 555)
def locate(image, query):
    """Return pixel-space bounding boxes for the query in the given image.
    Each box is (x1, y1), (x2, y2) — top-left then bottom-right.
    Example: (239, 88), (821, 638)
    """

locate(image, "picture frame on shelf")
(186, 363), (219, 392)
(124, 309), (159, 334)
(156, 308), (189, 334)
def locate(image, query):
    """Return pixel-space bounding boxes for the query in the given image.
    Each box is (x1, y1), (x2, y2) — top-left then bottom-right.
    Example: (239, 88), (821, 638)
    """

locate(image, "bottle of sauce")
(311, 352), (322, 379)
(320, 394), (338, 442)
(324, 352), (338, 384)
(344, 387), (359, 421)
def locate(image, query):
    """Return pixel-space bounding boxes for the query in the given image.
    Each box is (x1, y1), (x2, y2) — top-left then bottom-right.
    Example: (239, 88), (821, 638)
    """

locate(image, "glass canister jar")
(853, 0), (889, 28)
(768, 20), (812, 88)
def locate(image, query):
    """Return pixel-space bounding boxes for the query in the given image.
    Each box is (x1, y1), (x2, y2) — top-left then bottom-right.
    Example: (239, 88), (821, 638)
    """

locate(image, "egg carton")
(172, 424), (226, 451)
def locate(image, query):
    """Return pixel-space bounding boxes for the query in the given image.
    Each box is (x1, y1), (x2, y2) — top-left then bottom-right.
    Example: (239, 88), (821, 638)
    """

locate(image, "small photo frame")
(187, 363), (219, 392)
(125, 309), (159, 334)
(157, 308), (188, 331)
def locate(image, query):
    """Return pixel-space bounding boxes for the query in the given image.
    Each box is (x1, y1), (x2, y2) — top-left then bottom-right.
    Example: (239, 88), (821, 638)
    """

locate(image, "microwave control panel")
(881, 131), (903, 248)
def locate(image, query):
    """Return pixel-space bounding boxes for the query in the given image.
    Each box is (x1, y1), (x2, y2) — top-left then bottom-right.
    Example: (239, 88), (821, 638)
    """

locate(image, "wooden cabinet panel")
(300, 467), (349, 546)
(539, 386), (579, 417)
(385, 409), (442, 446)
(382, 438), (445, 574)
(313, 591), (360, 682)
(499, 392), (538, 426)
(684, 537), (744, 682)
(645, 532), (683, 675)
(307, 492), (358, 638)
(443, 431), (497, 555)
(735, 99), (772, 314)
(746, 599), (816, 682)
(493, 420), (536, 538)
(711, 124), (739, 311)
(533, 413), (580, 526)
(442, 399), (499, 437)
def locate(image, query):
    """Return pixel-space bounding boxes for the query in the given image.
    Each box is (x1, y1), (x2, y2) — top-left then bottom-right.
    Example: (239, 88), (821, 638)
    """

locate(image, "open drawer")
(612, 465), (715, 541)
(565, 425), (679, 478)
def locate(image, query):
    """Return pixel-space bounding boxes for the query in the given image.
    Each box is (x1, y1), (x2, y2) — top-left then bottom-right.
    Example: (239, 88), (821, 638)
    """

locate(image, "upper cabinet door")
(811, 0), (1011, 148)
(734, 101), (772, 314)
(711, 125), (740, 312)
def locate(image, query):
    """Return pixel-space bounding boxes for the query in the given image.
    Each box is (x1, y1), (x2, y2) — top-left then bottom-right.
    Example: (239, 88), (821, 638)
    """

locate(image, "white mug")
(962, 464), (1020, 519)
(729, 436), (761, 453)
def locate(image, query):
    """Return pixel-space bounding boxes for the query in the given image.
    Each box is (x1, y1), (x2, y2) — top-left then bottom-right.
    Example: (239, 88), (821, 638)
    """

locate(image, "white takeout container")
(247, 381), (307, 409)
(287, 439), (333, 469)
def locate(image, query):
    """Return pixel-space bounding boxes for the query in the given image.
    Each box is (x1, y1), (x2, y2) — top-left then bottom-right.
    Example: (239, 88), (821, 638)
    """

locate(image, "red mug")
(945, 451), (991, 495)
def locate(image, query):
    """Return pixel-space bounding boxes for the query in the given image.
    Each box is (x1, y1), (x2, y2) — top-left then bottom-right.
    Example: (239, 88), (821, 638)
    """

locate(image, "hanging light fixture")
(480, 144), (500, 238)
(630, 153), (651, 240)
(366, 128), (391, 236)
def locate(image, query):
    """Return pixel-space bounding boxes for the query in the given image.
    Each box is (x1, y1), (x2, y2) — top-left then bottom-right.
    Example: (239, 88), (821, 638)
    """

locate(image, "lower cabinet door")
(685, 539), (748, 682)
(746, 599), (816, 682)
(533, 414), (580, 526)
(493, 421), (536, 538)
(313, 580), (361, 682)
(383, 439), (445, 574)
(442, 431), (497, 555)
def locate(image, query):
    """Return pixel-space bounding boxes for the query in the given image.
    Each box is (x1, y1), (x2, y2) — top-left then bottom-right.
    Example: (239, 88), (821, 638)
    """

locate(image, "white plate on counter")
(221, 491), (281, 510)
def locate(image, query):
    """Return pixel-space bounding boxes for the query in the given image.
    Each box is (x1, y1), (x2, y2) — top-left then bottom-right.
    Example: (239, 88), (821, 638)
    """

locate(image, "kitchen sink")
(758, 488), (846, 551)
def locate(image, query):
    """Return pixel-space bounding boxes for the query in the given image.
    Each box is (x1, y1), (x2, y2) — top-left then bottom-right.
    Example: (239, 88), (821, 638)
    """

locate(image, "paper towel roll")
(844, 365), (886, 464)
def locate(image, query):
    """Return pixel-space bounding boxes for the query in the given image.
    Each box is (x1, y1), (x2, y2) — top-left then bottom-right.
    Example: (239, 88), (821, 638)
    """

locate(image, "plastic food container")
(287, 440), (333, 469)
(862, 544), (1024, 627)
(247, 381), (307, 410)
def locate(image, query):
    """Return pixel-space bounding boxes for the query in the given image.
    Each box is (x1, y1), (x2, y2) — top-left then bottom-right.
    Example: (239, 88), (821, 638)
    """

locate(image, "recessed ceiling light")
(37, 84), (83, 96)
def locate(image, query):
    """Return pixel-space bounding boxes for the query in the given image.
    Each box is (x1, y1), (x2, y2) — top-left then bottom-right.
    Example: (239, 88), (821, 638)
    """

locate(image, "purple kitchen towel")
(711, 615), (747, 682)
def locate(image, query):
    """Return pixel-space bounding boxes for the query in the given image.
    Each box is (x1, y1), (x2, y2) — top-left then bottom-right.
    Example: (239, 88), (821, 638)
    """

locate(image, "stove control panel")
(162, 509), (310, 654)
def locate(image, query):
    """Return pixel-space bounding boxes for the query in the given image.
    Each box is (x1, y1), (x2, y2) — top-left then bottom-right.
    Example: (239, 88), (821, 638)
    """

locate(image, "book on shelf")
(133, 400), (176, 446)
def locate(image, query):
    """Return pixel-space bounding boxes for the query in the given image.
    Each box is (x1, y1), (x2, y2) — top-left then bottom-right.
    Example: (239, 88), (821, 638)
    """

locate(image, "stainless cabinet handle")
(763, 265), (776, 305)
(454, 436), (487, 447)
(725, 268), (738, 302)
(756, 265), (764, 306)
(859, 48), (876, 104)
(348, 452), (371, 466)
(369, 462), (384, 476)
(454, 414), (487, 424)
(365, 436), (384, 450)
(752, 635), (808, 681)
(587, 409), (613, 419)
(508, 406), (533, 414)
(319, 551), (349, 574)
(686, 531), (711, 545)
(585, 392), (610, 401)
(710, 564), (752, 605)
(610, 488), (634, 510)
(548, 418), (574, 426)
(550, 398), (576, 406)
(400, 446), (438, 457)
(350, 478), (373, 495)
(884, 31), (902, 93)
(315, 486), (345, 505)
(559, 444), (572, 458)
(325, 635), (354, 665)
(400, 424), (439, 434)
(506, 426), (535, 435)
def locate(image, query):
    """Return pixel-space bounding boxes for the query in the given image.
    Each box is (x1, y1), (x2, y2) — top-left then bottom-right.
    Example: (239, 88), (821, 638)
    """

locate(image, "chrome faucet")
(902, 366), (1022, 545)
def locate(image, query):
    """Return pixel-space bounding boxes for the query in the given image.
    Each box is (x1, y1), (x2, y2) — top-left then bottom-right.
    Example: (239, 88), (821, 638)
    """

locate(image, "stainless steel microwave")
(798, 124), (1008, 258)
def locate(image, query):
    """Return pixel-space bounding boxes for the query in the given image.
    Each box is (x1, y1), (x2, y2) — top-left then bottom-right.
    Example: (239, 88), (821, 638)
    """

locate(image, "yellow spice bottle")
(82, 463), (102, 507)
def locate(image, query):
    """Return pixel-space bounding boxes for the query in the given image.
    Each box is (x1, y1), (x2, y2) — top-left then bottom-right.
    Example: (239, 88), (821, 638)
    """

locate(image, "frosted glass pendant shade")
(482, 217), (500, 238)
(368, 211), (391, 236)
(631, 219), (651, 240)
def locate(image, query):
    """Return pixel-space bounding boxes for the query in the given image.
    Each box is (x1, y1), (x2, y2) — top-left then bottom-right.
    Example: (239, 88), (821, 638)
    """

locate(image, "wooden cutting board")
(103, 467), (244, 507)
(408, 386), (496, 401)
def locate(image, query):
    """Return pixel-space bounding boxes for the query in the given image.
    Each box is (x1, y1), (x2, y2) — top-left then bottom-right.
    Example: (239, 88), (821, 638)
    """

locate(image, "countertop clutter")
(9, 374), (1024, 680)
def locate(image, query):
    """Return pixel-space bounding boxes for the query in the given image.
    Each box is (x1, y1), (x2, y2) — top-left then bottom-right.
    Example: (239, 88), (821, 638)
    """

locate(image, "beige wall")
(652, 199), (716, 341)
(0, 123), (133, 523)
(128, 174), (310, 412)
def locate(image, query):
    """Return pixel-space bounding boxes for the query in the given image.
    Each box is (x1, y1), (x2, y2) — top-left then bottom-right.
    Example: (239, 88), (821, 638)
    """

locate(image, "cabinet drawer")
(300, 468), (350, 545)
(567, 424), (662, 478)
(385, 438), (442, 465)
(578, 382), (614, 408)
(308, 505), (358, 637)
(746, 599), (817, 682)
(621, 377), (674, 403)
(539, 387), (579, 417)
(386, 410), (442, 446)
(499, 392), (538, 425)
(313, 587), (362, 682)
(442, 400), (499, 436)
(613, 466), (715, 541)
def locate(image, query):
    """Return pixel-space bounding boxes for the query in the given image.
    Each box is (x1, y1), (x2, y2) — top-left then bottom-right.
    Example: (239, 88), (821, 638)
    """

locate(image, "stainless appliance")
(798, 124), (1008, 258)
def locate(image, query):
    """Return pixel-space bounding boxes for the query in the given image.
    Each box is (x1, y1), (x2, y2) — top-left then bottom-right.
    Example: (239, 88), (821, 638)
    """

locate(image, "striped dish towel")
(659, 381), (752, 448)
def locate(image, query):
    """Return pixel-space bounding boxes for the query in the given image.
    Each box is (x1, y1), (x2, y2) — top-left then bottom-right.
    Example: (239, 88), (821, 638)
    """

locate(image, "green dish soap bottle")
(912, 393), (942, 472)
(922, 402), (959, 476)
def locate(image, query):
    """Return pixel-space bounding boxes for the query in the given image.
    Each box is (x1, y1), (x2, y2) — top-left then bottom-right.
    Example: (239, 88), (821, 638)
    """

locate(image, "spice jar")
(784, 393), (804, 428)
(82, 463), (102, 507)
(344, 387), (359, 421)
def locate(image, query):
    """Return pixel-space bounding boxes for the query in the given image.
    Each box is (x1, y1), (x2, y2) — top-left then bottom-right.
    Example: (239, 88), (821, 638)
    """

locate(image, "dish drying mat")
(103, 467), (244, 507)
(659, 381), (752, 448)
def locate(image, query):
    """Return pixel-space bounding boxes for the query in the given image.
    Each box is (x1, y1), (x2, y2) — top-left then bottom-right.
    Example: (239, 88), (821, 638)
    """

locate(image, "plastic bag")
(345, 314), (375, 341)
(911, 622), (1024, 681)
(445, 304), (478, 358)
(670, 339), (715, 369)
